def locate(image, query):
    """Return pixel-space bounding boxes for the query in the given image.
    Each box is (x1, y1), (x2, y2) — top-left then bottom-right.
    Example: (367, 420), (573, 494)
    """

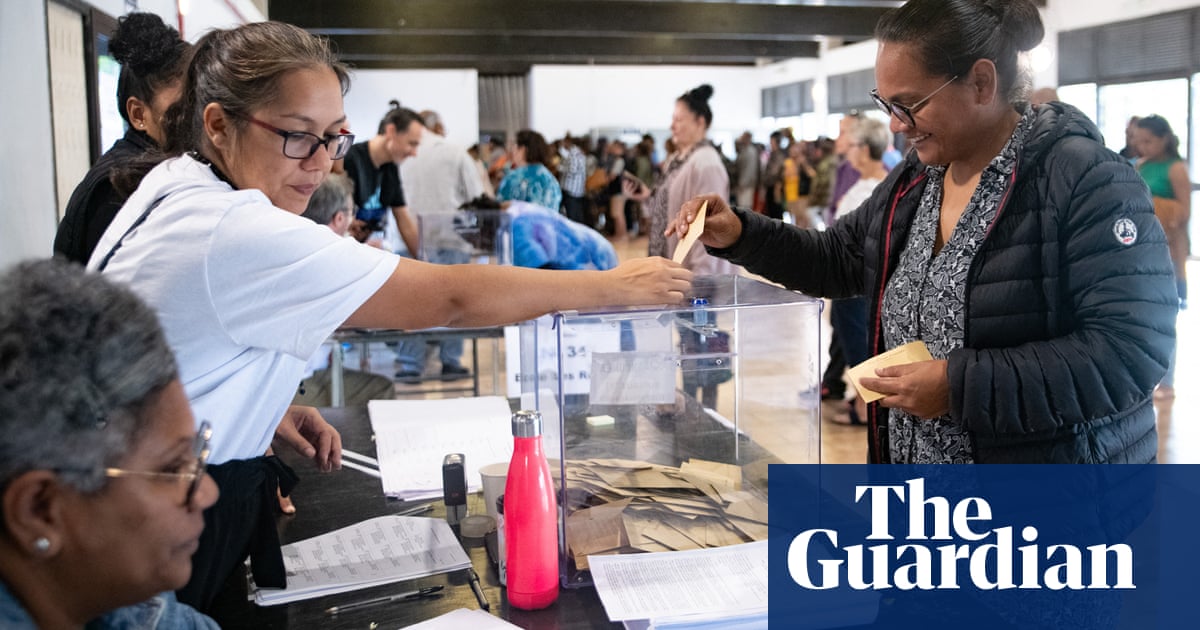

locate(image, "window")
(1097, 78), (1188, 156)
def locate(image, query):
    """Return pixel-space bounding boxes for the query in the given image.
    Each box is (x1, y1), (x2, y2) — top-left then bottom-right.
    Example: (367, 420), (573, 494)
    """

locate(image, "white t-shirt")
(836, 176), (884, 217)
(90, 155), (398, 463)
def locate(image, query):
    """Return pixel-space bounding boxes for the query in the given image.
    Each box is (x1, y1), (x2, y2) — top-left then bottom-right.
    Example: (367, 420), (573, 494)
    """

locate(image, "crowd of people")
(0, 0), (1185, 625)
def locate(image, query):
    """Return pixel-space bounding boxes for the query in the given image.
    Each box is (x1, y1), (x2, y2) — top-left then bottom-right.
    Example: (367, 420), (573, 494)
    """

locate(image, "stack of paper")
(251, 515), (470, 606)
(368, 397), (514, 500)
(589, 540), (769, 629)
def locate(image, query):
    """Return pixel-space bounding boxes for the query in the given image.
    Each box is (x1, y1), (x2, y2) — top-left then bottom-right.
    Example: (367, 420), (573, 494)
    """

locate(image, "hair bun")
(109, 13), (181, 76)
(688, 84), (714, 102)
(987, 0), (1044, 52)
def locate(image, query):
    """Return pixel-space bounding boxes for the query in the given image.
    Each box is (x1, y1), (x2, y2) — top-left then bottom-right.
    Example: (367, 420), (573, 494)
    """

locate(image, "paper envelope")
(845, 340), (934, 403)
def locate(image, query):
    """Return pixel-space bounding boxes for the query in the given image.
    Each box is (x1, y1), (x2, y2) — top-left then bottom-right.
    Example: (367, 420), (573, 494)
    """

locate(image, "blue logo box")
(768, 465), (1200, 629)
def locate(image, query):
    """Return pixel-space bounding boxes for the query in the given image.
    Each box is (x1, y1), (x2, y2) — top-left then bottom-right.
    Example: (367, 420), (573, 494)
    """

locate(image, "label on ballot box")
(589, 352), (676, 405)
(504, 322), (622, 398)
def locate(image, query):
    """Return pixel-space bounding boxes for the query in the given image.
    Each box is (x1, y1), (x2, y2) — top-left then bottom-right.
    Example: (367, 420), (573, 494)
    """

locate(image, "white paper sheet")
(589, 540), (769, 623)
(369, 397), (514, 500)
(403, 608), (523, 629)
(251, 515), (470, 606)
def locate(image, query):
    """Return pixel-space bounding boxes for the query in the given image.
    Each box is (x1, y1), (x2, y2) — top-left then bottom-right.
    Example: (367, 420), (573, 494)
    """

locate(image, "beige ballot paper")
(672, 201), (708, 264)
(846, 340), (934, 403)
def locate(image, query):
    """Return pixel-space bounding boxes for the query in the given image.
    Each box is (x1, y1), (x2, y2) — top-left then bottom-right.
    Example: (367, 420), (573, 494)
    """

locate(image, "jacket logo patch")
(1113, 218), (1137, 246)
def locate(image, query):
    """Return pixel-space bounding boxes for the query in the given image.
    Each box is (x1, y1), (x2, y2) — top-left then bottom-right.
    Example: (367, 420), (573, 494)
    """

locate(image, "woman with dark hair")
(497, 129), (562, 210)
(55, 13), (190, 264)
(672, 0), (1176, 464)
(88, 21), (689, 609)
(624, 84), (736, 275)
(0, 258), (218, 629)
(1133, 114), (1191, 398)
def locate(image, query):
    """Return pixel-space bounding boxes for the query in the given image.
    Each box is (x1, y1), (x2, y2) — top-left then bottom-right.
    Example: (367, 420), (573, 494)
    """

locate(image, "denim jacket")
(0, 581), (218, 629)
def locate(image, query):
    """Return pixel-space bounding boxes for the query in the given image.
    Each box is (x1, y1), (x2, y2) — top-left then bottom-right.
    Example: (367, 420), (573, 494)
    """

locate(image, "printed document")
(251, 515), (470, 605)
(589, 540), (768, 624)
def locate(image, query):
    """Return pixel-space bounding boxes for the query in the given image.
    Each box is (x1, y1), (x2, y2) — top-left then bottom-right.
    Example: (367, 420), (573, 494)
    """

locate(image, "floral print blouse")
(880, 107), (1037, 463)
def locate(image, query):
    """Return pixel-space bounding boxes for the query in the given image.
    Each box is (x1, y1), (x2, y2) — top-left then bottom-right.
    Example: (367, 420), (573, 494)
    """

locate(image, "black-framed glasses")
(870, 76), (959, 127)
(244, 116), (355, 160)
(68, 420), (213, 507)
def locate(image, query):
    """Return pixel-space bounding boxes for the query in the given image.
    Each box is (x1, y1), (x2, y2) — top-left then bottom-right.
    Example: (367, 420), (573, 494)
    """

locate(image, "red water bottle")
(504, 409), (559, 610)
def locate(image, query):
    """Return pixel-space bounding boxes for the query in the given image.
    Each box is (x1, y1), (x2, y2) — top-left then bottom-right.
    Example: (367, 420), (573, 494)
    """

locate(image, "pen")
(341, 448), (379, 467)
(341, 459), (381, 478)
(396, 502), (433, 517)
(467, 568), (490, 611)
(324, 585), (444, 615)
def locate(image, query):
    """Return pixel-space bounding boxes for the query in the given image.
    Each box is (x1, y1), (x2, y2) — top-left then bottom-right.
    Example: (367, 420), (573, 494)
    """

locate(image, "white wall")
(343, 69), (480, 148)
(529, 65), (768, 141)
(1, 0), (58, 266)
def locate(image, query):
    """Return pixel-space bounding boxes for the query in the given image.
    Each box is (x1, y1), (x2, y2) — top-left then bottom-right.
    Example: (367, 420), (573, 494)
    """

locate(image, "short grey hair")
(301, 172), (354, 226)
(0, 259), (179, 498)
(851, 118), (891, 162)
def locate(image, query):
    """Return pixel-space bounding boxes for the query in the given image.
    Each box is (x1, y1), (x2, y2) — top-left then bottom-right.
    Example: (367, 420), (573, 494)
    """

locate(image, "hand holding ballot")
(850, 341), (950, 419)
(669, 194), (743, 250)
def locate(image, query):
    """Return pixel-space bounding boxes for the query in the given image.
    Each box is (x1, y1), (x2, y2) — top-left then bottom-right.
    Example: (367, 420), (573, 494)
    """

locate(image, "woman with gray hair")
(0, 258), (218, 629)
(826, 116), (892, 425)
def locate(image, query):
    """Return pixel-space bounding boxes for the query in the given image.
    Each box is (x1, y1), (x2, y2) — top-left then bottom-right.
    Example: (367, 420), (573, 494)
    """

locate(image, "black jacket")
(55, 129), (156, 264)
(713, 103), (1176, 464)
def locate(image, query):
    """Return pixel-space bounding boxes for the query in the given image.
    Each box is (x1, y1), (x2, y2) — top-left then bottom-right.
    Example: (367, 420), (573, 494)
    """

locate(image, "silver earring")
(33, 537), (50, 553)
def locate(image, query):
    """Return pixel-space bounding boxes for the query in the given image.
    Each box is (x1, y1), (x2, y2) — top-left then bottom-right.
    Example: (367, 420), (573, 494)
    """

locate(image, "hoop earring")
(33, 537), (50, 553)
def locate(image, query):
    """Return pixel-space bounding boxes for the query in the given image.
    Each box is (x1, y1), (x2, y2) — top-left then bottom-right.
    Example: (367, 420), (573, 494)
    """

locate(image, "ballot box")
(417, 209), (512, 265)
(514, 274), (823, 587)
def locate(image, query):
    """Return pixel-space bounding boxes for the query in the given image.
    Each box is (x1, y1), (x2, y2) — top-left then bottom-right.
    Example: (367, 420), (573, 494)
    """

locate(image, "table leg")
(331, 342), (345, 407)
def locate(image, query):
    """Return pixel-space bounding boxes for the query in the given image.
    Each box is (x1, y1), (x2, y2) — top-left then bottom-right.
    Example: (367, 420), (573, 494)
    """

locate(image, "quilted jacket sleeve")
(949, 137), (1177, 442)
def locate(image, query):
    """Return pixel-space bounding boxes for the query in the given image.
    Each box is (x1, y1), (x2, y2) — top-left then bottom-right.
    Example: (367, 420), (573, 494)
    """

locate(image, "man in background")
(395, 110), (486, 383)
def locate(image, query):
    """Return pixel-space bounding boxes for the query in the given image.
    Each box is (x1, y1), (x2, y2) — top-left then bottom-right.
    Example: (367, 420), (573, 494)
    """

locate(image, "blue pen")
(324, 585), (444, 614)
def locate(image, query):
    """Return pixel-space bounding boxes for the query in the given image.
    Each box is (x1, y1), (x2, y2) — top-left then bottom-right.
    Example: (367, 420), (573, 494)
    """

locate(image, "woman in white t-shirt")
(90, 21), (691, 610)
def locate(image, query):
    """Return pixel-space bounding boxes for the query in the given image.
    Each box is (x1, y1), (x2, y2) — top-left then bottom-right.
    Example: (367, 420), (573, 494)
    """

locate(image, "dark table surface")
(209, 406), (619, 630)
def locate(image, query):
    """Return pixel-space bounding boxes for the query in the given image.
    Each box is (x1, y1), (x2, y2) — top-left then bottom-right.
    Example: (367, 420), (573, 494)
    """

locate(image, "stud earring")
(33, 537), (50, 553)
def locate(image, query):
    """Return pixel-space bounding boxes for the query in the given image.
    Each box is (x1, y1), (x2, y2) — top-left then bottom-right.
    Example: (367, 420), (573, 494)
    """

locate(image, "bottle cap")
(511, 409), (543, 438)
(691, 297), (709, 307)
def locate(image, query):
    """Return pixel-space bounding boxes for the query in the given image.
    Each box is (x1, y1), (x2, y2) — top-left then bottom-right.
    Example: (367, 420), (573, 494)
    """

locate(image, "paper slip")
(369, 397), (513, 501)
(845, 340), (934, 403)
(404, 608), (522, 629)
(251, 515), (470, 606)
(589, 540), (768, 623)
(672, 201), (707, 264)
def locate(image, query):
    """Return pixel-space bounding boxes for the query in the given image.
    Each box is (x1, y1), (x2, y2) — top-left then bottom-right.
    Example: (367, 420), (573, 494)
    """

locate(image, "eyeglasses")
(63, 421), (213, 508)
(870, 76), (959, 127)
(243, 116), (355, 160)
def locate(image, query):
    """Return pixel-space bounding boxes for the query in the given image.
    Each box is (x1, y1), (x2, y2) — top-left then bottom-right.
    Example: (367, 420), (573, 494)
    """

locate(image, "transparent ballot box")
(417, 209), (512, 265)
(514, 275), (822, 587)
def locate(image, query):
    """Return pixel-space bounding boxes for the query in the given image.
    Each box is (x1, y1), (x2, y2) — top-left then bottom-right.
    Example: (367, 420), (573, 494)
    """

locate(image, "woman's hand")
(273, 405), (343, 472)
(622, 177), (651, 202)
(606, 257), (693, 305)
(859, 359), (951, 419)
(667, 194), (743, 249)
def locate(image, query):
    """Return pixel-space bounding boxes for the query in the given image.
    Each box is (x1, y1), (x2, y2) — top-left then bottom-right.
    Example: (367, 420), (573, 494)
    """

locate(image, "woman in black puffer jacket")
(670, 0), (1176, 464)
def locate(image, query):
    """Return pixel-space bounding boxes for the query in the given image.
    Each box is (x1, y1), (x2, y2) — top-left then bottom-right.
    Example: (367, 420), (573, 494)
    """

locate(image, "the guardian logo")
(787, 478), (1135, 591)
